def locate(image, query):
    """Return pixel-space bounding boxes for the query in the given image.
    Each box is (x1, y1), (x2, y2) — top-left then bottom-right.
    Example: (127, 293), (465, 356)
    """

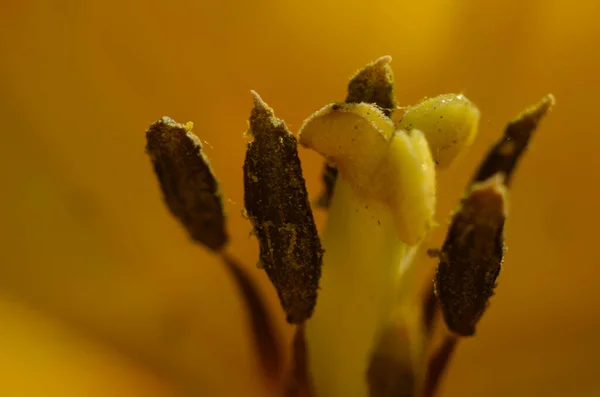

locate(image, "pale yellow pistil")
(298, 94), (479, 397)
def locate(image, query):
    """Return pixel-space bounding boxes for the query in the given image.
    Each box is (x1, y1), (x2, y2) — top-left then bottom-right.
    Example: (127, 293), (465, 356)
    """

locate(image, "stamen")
(243, 91), (324, 324)
(146, 117), (283, 383)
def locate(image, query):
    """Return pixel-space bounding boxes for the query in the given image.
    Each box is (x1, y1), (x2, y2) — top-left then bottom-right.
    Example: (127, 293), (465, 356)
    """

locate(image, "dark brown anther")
(345, 55), (397, 116)
(473, 94), (555, 185)
(434, 95), (554, 337)
(434, 175), (507, 336)
(146, 117), (228, 251)
(243, 91), (323, 324)
(318, 56), (397, 207)
(147, 118), (282, 384)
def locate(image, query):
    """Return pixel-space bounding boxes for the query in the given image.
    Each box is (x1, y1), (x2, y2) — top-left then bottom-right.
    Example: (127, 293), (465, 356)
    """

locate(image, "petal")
(0, 293), (179, 397)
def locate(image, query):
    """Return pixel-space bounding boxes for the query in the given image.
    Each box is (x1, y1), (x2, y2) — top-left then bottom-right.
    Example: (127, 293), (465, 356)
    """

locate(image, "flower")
(145, 56), (553, 397)
(1, 2), (597, 396)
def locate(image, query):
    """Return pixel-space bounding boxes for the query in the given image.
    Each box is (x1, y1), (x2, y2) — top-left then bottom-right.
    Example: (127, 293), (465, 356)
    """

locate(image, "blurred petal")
(0, 293), (179, 397)
(0, 0), (599, 396)
(0, 104), (274, 396)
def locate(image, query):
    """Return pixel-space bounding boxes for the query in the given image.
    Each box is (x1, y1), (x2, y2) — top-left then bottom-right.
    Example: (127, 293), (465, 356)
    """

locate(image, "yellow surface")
(397, 93), (480, 169)
(1, 0), (599, 396)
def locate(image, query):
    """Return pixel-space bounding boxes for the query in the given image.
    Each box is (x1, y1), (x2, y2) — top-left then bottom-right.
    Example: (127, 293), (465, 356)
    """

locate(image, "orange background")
(1, 1), (599, 396)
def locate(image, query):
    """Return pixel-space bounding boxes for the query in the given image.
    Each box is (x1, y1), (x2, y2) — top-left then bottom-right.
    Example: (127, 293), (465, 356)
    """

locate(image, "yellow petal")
(0, 293), (178, 397)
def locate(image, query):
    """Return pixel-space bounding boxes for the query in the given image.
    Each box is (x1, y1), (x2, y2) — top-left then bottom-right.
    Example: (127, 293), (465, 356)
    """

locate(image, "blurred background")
(1, 0), (599, 396)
